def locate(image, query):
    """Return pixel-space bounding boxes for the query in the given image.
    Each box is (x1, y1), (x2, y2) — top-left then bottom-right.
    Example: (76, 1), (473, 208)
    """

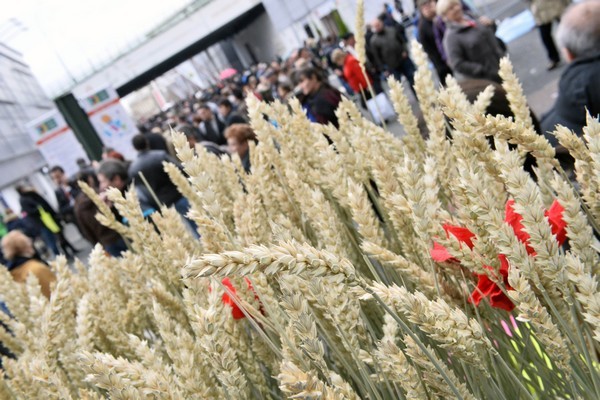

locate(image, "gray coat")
(443, 21), (505, 82)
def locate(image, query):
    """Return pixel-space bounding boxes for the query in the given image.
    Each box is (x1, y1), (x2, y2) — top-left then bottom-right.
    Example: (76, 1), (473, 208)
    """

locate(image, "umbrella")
(219, 68), (238, 80)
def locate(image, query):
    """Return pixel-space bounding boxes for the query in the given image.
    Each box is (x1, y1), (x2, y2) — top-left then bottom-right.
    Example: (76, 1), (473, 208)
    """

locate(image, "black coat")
(304, 84), (342, 128)
(418, 17), (452, 82)
(224, 112), (247, 127)
(145, 132), (168, 152)
(198, 118), (227, 146)
(369, 26), (409, 71)
(19, 191), (58, 226)
(128, 150), (182, 207)
(54, 186), (77, 222)
(541, 52), (600, 144)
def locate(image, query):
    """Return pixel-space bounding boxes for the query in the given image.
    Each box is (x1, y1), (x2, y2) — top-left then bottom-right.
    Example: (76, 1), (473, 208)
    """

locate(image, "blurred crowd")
(0, 0), (598, 302)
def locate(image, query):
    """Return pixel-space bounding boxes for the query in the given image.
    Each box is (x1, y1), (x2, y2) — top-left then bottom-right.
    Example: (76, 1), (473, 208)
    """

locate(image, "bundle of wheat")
(0, 22), (598, 399)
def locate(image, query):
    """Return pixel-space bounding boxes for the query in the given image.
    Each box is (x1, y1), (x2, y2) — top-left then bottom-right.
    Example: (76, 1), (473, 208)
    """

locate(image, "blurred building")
(0, 43), (58, 212)
(55, 0), (403, 152)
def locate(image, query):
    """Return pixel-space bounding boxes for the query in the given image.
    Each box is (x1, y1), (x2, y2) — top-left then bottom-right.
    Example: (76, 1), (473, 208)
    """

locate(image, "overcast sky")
(1, 0), (193, 97)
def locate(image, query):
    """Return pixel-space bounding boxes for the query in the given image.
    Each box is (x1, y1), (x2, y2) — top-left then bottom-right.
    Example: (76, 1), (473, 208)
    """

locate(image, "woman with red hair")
(225, 123), (257, 173)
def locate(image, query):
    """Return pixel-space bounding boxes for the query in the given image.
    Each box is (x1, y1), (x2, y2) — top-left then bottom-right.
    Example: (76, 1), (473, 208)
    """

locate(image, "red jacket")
(342, 54), (372, 94)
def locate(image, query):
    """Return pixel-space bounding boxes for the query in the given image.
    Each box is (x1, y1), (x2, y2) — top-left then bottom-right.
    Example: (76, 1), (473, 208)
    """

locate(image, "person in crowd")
(101, 147), (121, 160)
(540, 0), (600, 141)
(528, 0), (571, 70)
(128, 135), (197, 234)
(369, 16), (416, 92)
(181, 127), (228, 157)
(433, 1), (493, 62)
(76, 158), (90, 171)
(153, 126), (178, 158)
(173, 113), (197, 137)
(417, 0), (453, 82)
(195, 104), (227, 146)
(261, 69), (280, 101)
(73, 169), (127, 257)
(297, 67), (343, 128)
(97, 159), (155, 220)
(97, 160), (129, 194)
(128, 135), (182, 209)
(16, 185), (77, 258)
(244, 75), (263, 101)
(103, 149), (126, 162)
(225, 124), (258, 173)
(346, 29), (385, 95)
(3, 208), (39, 241)
(437, 0), (505, 82)
(175, 112), (193, 129)
(218, 98), (247, 127)
(341, 32), (358, 58)
(137, 123), (169, 152)
(331, 49), (376, 105)
(231, 88), (249, 117)
(1, 230), (56, 299)
(458, 79), (541, 133)
(177, 124), (200, 148)
(458, 78), (543, 174)
(49, 166), (79, 226)
(380, 3), (406, 35)
(277, 83), (294, 104)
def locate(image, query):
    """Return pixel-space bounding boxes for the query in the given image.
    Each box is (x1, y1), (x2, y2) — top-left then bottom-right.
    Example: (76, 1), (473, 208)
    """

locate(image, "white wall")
(275, 24), (308, 57)
(267, 0), (402, 58)
(71, 0), (263, 99)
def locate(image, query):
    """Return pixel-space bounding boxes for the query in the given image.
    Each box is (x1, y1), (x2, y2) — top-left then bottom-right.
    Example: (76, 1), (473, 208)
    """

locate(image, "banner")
(26, 111), (88, 177)
(79, 87), (138, 160)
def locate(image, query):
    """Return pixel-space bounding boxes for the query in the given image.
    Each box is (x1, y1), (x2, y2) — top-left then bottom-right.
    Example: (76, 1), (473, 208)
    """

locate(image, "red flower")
(430, 224), (476, 262)
(430, 200), (566, 312)
(504, 200), (534, 254)
(221, 277), (262, 320)
(505, 199), (567, 255)
(546, 200), (567, 245)
(469, 255), (514, 311)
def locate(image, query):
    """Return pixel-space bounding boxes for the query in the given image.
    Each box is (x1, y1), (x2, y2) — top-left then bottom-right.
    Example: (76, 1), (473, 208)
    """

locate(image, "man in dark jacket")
(298, 67), (343, 128)
(16, 185), (78, 257)
(49, 166), (79, 225)
(196, 104), (227, 146)
(138, 124), (168, 152)
(417, 0), (453, 83)
(540, 0), (600, 143)
(128, 135), (198, 236)
(128, 135), (183, 209)
(218, 98), (247, 127)
(369, 17), (416, 92)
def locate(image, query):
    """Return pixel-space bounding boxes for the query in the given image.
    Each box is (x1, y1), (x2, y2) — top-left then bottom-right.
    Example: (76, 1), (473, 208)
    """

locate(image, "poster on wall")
(26, 111), (88, 177)
(79, 86), (138, 160)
